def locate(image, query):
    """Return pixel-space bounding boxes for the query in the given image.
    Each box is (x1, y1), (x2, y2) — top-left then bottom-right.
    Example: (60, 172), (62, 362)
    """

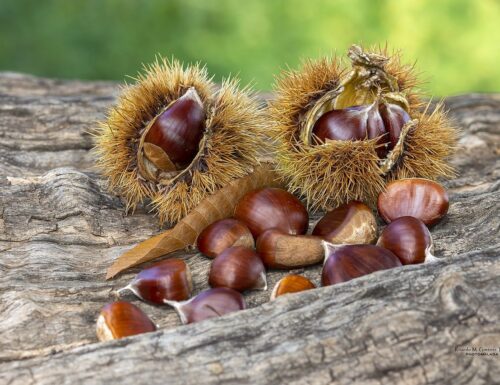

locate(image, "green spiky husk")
(94, 58), (267, 224)
(268, 46), (458, 212)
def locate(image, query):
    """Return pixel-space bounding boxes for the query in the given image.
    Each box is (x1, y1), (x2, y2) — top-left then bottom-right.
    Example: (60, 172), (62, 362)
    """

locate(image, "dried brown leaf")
(106, 164), (281, 279)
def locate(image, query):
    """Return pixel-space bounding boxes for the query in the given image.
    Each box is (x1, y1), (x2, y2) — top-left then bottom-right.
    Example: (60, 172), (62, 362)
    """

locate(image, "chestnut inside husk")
(268, 44), (457, 212)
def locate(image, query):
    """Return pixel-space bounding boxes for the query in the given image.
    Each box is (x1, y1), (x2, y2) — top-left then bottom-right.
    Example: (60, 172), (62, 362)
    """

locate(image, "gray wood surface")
(0, 72), (499, 384)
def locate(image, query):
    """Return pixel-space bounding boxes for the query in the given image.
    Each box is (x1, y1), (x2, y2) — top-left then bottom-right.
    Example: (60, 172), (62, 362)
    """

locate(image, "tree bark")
(0, 73), (499, 384)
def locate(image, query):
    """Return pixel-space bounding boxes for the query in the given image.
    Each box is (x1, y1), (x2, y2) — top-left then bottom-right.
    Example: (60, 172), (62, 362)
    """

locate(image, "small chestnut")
(234, 187), (309, 238)
(312, 201), (377, 244)
(117, 259), (192, 304)
(377, 178), (449, 226)
(165, 287), (246, 324)
(96, 301), (156, 341)
(321, 243), (402, 286)
(256, 229), (324, 269)
(208, 246), (267, 292)
(376, 216), (437, 265)
(145, 87), (205, 166)
(197, 218), (254, 258)
(270, 275), (316, 300)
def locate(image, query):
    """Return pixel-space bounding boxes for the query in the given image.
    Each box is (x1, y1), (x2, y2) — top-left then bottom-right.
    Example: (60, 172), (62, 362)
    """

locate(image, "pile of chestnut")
(97, 178), (449, 341)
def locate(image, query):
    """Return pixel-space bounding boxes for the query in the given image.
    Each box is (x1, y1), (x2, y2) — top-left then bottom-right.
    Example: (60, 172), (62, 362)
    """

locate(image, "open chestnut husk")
(234, 187), (309, 238)
(164, 287), (246, 324)
(377, 216), (437, 265)
(117, 259), (192, 304)
(312, 201), (377, 244)
(378, 178), (449, 226)
(321, 243), (402, 286)
(96, 301), (156, 341)
(95, 59), (268, 225)
(197, 218), (254, 258)
(270, 275), (316, 300)
(256, 229), (324, 269)
(209, 246), (267, 292)
(268, 44), (457, 213)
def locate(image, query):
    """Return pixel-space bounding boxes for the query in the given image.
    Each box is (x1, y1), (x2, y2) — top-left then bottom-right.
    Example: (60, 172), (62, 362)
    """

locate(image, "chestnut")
(270, 275), (316, 300)
(312, 201), (377, 244)
(377, 178), (449, 226)
(234, 187), (309, 238)
(379, 103), (410, 150)
(165, 287), (246, 324)
(312, 101), (410, 157)
(376, 216), (437, 265)
(196, 218), (254, 258)
(208, 246), (267, 292)
(117, 259), (192, 304)
(96, 301), (156, 341)
(256, 229), (324, 269)
(321, 243), (402, 286)
(145, 87), (205, 166)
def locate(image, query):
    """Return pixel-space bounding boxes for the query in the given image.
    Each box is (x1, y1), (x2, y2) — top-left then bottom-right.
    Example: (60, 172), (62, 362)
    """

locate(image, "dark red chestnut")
(165, 287), (246, 324)
(96, 301), (156, 341)
(378, 178), (449, 226)
(197, 218), (254, 258)
(312, 101), (410, 158)
(209, 246), (266, 292)
(321, 244), (402, 286)
(256, 229), (324, 269)
(117, 259), (192, 304)
(145, 87), (205, 166)
(377, 216), (436, 265)
(312, 201), (377, 244)
(379, 103), (410, 150)
(234, 187), (309, 238)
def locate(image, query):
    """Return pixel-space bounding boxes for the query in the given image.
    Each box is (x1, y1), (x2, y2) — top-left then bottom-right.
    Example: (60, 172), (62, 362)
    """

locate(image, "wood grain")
(0, 73), (498, 384)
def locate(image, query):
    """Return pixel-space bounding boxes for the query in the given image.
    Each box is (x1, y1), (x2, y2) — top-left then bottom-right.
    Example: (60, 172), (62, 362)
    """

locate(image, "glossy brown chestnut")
(117, 259), (192, 304)
(164, 287), (246, 324)
(270, 275), (316, 300)
(145, 87), (205, 166)
(234, 187), (309, 238)
(256, 229), (324, 269)
(379, 103), (410, 150)
(321, 244), (402, 286)
(377, 216), (436, 265)
(312, 101), (410, 157)
(197, 218), (254, 258)
(312, 201), (377, 244)
(209, 246), (267, 292)
(96, 301), (156, 341)
(377, 178), (449, 226)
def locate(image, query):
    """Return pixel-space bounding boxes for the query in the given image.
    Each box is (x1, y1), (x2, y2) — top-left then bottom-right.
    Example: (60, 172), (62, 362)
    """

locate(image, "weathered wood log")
(0, 72), (499, 384)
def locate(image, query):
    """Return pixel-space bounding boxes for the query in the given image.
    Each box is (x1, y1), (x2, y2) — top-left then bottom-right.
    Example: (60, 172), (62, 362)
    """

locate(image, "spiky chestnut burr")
(94, 58), (268, 225)
(268, 44), (457, 212)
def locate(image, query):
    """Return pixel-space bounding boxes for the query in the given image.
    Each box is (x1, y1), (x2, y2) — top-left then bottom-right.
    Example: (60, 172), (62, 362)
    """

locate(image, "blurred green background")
(0, 0), (499, 95)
